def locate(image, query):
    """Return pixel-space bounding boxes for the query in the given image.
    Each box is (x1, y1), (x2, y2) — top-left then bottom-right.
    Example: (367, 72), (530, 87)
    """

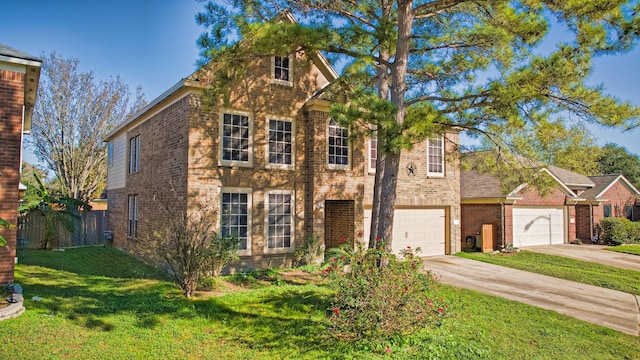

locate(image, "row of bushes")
(599, 218), (640, 245)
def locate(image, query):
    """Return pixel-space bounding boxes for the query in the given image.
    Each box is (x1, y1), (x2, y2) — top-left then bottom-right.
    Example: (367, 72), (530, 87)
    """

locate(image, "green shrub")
(600, 218), (640, 245)
(294, 234), (324, 266)
(323, 240), (448, 341)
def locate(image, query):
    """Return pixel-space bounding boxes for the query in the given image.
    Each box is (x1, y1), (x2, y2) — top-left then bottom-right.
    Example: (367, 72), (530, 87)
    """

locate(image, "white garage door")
(364, 208), (446, 256)
(512, 207), (565, 247)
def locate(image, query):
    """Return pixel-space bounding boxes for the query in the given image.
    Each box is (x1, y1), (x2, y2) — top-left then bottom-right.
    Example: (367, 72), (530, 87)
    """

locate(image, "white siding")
(106, 133), (127, 190)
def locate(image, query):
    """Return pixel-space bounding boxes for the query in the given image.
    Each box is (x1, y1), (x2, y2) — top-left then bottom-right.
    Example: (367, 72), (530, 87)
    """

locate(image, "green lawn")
(457, 250), (640, 295)
(0, 247), (638, 359)
(606, 244), (640, 256)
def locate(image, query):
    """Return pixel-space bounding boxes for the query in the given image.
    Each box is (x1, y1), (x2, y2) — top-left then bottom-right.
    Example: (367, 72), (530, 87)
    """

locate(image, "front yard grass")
(0, 247), (638, 359)
(457, 251), (640, 295)
(606, 244), (640, 256)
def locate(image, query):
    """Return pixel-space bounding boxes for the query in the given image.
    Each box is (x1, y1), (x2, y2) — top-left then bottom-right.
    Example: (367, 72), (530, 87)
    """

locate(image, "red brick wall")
(0, 69), (25, 284)
(108, 95), (191, 252)
(515, 185), (567, 206)
(461, 204), (503, 250)
(599, 181), (637, 218)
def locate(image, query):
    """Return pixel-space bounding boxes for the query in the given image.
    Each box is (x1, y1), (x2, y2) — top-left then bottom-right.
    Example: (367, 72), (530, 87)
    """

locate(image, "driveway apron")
(424, 256), (640, 336)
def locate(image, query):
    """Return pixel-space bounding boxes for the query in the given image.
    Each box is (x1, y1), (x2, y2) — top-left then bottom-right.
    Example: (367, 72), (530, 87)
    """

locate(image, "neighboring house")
(461, 162), (595, 250)
(0, 44), (41, 284)
(105, 19), (461, 272)
(576, 174), (640, 242)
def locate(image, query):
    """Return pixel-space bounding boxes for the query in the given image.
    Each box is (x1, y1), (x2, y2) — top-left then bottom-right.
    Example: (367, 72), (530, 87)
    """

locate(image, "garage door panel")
(364, 208), (445, 256)
(513, 207), (565, 247)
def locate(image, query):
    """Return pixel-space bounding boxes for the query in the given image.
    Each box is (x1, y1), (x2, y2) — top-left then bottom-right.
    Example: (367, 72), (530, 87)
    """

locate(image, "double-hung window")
(273, 55), (292, 85)
(221, 189), (251, 255)
(368, 138), (377, 173)
(328, 119), (349, 167)
(603, 204), (612, 218)
(427, 136), (445, 177)
(221, 111), (252, 167)
(129, 135), (140, 174)
(127, 194), (138, 238)
(268, 118), (293, 168)
(266, 191), (293, 252)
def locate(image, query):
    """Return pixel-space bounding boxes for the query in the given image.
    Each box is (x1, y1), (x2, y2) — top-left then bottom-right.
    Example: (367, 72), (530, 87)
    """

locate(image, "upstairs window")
(328, 119), (349, 167)
(272, 55), (293, 86)
(427, 136), (444, 177)
(129, 135), (140, 174)
(221, 111), (252, 167)
(268, 118), (293, 167)
(107, 141), (114, 167)
(368, 138), (377, 173)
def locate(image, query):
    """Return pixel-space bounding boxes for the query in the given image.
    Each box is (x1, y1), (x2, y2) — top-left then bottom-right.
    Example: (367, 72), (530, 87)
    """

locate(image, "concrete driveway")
(524, 244), (640, 272)
(424, 255), (640, 336)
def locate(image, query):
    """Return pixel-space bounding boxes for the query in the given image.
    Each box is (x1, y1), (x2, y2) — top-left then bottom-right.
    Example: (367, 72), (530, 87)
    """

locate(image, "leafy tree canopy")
(29, 53), (146, 203)
(597, 143), (640, 187)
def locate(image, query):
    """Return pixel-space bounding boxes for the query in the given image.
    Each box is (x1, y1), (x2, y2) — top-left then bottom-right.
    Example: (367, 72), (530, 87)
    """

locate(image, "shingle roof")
(546, 165), (594, 188)
(0, 43), (40, 62)
(460, 169), (506, 198)
(581, 174), (640, 200)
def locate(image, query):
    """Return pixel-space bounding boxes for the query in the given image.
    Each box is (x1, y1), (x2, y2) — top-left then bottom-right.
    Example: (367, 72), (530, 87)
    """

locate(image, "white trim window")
(129, 135), (140, 174)
(267, 117), (294, 169)
(368, 138), (377, 173)
(265, 190), (294, 252)
(427, 136), (445, 177)
(127, 194), (138, 238)
(107, 141), (114, 168)
(220, 111), (253, 167)
(328, 118), (349, 167)
(221, 189), (252, 255)
(272, 55), (292, 86)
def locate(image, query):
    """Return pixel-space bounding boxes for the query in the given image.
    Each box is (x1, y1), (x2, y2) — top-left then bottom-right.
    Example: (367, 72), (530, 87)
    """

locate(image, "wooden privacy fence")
(17, 210), (107, 249)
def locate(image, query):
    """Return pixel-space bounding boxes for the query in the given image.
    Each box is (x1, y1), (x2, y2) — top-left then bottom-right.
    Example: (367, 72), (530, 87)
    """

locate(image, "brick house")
(461, 163), (595, 250)
(0, 44), (41, 284)
(105, 39), (461, 272)
(576, 174), (640, 242)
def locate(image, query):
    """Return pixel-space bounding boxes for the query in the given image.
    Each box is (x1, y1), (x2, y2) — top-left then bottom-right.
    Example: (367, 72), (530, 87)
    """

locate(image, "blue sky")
(2, 0), (640, 165)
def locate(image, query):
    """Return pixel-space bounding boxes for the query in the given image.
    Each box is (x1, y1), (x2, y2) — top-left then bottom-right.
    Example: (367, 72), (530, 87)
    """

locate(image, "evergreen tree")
(196, 0), (640, 251)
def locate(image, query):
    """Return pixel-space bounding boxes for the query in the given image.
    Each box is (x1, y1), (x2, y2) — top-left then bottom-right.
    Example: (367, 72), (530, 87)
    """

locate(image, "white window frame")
(127, 194), (138, 238)
(368, 138), (377, 174)
(327, 118), (350, 169)
(265, 116), (295, 170)
(219, 109), (253, 168)
(264, 189), (295, 254)
(129, 135), (140, 174)
(220, 187), (252, 256)
(271, 55), (293, 86)
(107, 141), (114, 168)
(427, 136), (445, 177)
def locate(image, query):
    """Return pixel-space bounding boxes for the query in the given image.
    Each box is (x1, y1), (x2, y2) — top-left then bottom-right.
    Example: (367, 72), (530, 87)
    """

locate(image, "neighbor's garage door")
(364, 208), (446, 256)
(512, 207), (565, 247)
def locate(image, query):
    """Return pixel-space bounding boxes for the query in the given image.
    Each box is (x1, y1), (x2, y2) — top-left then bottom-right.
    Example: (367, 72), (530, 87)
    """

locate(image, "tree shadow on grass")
(19, 247), (169, 280)
(15, 261), (343, 356)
